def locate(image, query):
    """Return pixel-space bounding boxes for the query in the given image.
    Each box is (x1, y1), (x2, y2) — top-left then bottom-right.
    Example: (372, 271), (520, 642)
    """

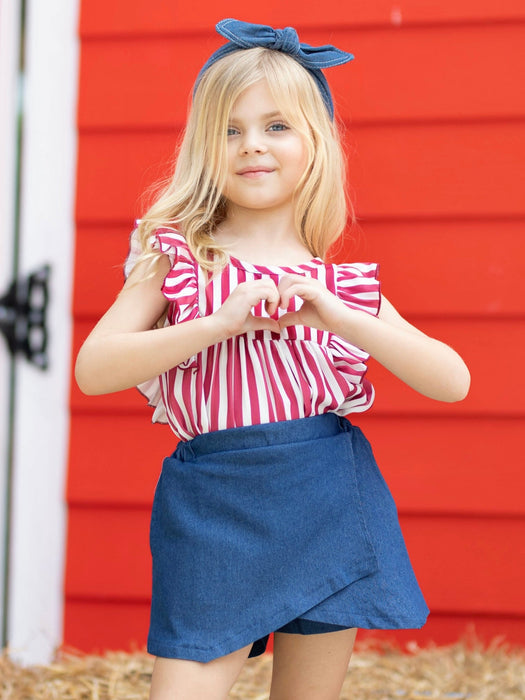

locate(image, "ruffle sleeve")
(125, 227), (200, 324)
(334, 262), (381, 317)
(326, 262), (381, 413)
(124, 226), (200, 424)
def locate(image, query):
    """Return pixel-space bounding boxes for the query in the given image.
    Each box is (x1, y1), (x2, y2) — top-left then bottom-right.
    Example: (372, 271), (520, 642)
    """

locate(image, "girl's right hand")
(213, 279), (281, 337)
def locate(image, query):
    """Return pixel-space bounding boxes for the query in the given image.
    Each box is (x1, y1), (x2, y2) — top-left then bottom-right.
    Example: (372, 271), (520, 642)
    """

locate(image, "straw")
(0, 637), (523, 699)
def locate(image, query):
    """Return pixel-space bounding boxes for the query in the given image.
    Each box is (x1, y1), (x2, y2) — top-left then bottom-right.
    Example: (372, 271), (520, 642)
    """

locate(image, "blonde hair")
(134, 47), (354, 273)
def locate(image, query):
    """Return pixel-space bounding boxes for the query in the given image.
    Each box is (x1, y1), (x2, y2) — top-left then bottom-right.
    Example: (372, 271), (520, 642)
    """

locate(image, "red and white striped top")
(125, 228), (381, 441)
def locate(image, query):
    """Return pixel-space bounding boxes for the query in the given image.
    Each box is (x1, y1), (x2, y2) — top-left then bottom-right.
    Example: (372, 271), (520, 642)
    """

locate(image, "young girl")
(75, 19), (470, 700)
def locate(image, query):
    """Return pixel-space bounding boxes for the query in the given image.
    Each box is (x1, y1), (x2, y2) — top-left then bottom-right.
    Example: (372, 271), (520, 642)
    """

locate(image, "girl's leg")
(269, 627), (357, 700)
(149, 643), (252, 700)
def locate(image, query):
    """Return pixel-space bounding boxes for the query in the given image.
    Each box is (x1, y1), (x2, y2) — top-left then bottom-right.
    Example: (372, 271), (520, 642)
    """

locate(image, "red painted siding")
(66, 1), (525, 652)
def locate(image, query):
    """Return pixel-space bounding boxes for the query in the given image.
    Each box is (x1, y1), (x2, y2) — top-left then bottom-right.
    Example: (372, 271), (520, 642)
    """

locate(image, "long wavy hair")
(133, 47), (354, 273)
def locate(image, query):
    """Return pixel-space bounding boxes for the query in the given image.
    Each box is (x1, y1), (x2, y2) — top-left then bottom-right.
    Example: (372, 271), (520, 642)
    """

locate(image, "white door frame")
(1, 0), (80, 664)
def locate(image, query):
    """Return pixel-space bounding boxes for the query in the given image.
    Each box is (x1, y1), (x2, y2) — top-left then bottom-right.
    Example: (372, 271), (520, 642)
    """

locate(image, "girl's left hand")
(277, 274), (347, 333)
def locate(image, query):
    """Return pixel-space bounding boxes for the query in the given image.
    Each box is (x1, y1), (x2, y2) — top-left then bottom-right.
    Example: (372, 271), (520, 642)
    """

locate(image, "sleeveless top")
(125, 228), (381, 441)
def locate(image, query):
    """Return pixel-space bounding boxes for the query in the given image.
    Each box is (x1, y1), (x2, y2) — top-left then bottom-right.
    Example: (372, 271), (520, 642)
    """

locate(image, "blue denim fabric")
(148, 414), (429, 662)
(194, 19), (355, 121)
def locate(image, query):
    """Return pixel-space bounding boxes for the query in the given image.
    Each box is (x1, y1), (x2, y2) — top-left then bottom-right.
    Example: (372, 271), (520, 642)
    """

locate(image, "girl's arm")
(278, 276), (470, 403)
(75, 256), (280, 395)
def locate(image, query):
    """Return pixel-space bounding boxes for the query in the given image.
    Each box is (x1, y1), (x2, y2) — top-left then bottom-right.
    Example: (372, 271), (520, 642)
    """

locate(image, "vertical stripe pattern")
(126, 229), (381, 440)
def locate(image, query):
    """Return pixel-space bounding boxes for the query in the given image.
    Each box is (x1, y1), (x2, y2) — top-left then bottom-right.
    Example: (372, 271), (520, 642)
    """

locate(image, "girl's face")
(222, 80), (309, 217)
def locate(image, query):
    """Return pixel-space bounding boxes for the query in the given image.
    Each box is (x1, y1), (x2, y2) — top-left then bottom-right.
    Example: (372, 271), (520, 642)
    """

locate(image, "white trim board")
(7, 0), (80, 664)
(0, 0), (22, 649)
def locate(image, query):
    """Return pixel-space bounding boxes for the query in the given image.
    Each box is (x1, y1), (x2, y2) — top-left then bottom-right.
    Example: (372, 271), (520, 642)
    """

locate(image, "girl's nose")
(239, 132), (268, 155)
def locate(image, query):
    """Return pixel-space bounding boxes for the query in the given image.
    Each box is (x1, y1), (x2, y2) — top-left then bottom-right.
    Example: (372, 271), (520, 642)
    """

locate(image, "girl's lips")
(237, 168), (274, 179)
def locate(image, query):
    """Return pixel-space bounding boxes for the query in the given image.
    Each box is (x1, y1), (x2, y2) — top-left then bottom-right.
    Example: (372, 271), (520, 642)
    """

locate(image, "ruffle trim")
(324, 262), (381, 399)
(124, 227), (200, 324)
(152, 229), (200, 325)
(335, 262), (381, 318)
(136, 376), (168, 424)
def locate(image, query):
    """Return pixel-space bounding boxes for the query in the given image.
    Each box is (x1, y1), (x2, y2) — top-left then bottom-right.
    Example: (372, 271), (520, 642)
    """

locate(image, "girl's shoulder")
(124, 226), (194, 277)
(124, 226), (199, 312)
(152, 227), (191, 258)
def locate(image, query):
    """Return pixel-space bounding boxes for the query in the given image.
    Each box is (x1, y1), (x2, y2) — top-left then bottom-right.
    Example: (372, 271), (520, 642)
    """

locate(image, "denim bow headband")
(194, 19), (354, 120)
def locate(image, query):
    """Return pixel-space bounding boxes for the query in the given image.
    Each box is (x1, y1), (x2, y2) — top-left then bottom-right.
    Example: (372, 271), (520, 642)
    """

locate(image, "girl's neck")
(215, 207), (313, 267)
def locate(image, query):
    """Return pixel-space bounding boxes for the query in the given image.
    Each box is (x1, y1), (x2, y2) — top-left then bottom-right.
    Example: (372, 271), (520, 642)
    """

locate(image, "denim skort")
(147, 414), (429, 662)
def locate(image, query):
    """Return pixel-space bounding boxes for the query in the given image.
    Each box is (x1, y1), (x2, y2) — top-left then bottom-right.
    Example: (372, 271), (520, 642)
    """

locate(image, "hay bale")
(0, 638), (523, 699)
(339, 638), (525, 700)
(0, 650), (153, 699)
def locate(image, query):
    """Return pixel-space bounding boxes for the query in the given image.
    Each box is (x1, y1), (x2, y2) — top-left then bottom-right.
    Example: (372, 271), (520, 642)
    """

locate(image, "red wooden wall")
(66, 1), (525, 653)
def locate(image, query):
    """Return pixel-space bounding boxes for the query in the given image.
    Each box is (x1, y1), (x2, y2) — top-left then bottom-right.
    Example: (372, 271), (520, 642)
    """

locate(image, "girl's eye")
(268, 122), (288, 132)
(227, 127), (239, 136)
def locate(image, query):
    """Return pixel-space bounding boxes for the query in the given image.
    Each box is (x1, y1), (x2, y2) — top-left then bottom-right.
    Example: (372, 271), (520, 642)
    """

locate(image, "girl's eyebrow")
(229, 110), (284, 122)
(262, 111), (284, 119)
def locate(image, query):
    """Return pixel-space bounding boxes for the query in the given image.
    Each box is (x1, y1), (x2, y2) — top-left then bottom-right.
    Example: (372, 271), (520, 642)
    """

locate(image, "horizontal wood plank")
(75, 122), (525, 223)
(72, 225), (129, 315)
(67, 414), (174, 504)
(70, 317), (525, 416)
(64, 599), (150, 653)
(73, 220), (525, 318)
(67, 414), (525, 517)
(78, 24), (525, 129)
(65, 508), (152, 599)
(76, 131), (178, 224)
(350, 121), (525, 219)
(404, 515), (525, 614)
(79, 1), (525, 37)
(358, 416), (525, 516)
(64, 508), (525, 614)
(337, 219), (525, 317)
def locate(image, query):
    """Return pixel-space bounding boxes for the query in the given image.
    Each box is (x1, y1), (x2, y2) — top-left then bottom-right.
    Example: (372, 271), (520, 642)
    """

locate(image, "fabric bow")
(194, 18), (354, 119)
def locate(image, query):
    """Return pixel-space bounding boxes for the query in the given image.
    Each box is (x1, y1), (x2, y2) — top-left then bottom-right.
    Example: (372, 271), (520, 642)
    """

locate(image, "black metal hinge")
(0, 265), (50, 370)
